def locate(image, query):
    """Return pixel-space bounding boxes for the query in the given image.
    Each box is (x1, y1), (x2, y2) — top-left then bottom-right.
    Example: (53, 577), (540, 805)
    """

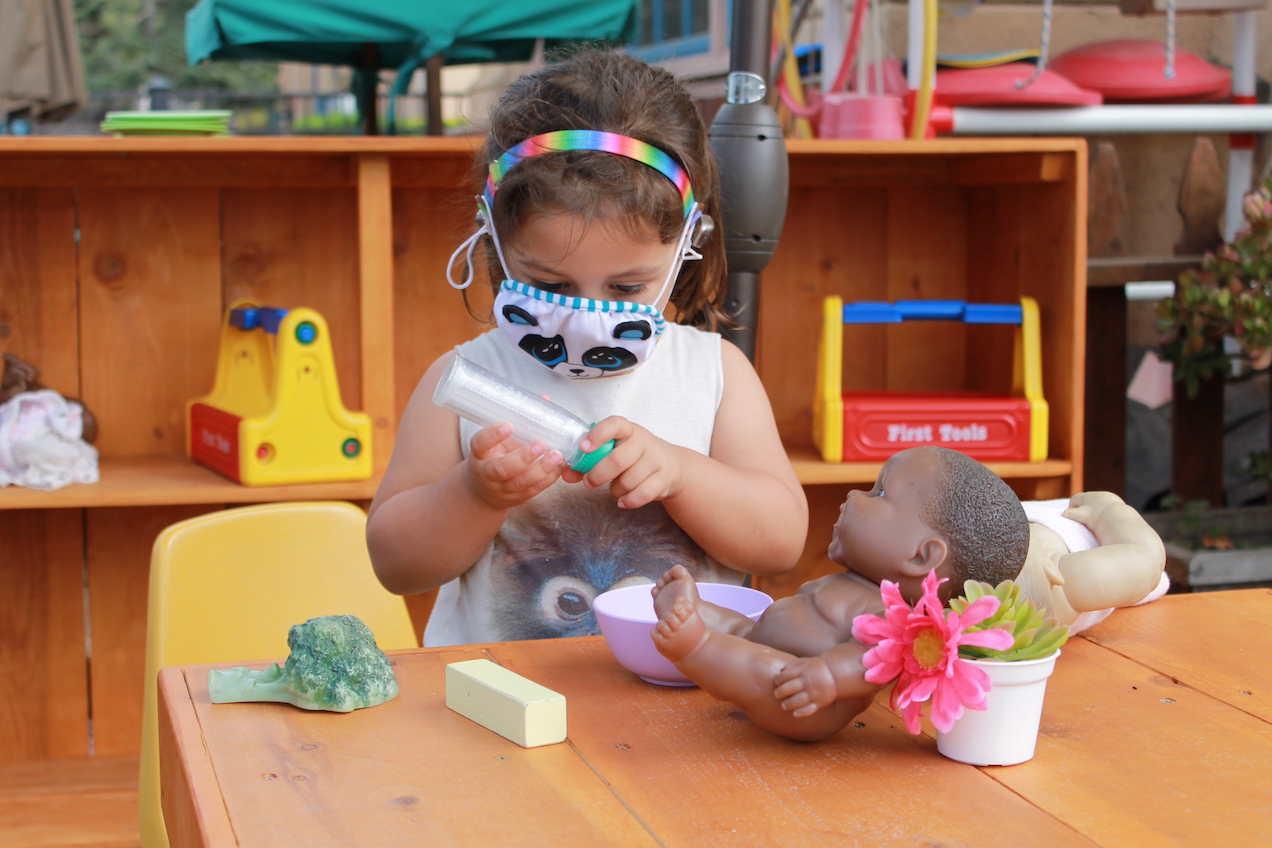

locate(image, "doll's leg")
(652, 596), (866, 741)
(652, 565), (756, 637)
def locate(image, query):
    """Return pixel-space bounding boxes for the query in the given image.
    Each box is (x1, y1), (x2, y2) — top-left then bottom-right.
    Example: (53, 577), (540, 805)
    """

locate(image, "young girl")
(366, 51), (807, 647)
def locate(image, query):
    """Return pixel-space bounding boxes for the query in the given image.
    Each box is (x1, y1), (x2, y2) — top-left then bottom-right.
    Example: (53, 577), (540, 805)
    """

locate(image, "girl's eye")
(614, 283), (648, 296)
(531, 280), (566, 292)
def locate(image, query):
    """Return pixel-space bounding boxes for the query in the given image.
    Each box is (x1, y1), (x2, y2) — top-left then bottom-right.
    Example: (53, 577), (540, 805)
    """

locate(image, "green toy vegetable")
(949, 580), (1070, 662)
(208, 614), (399, 712)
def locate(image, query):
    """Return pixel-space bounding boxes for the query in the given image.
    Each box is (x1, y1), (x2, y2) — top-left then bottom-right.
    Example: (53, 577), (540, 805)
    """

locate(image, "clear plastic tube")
(433, 354), (614, 473)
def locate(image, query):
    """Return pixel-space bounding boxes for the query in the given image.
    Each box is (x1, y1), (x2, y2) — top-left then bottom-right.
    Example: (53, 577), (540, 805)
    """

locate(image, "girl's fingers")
(469, 422), (514, 460)
(516, 449), (565, 491)
(578, 415), (633, 453)
(483, 440), (547, 481)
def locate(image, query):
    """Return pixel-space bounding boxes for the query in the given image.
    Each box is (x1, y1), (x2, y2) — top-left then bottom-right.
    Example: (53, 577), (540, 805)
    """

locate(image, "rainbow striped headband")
(484, 130), (696, 218)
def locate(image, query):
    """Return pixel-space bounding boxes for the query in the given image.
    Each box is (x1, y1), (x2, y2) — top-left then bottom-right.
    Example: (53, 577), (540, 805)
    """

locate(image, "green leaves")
(1157, 176), (1272, 399)
(950, 580), (1069, 662)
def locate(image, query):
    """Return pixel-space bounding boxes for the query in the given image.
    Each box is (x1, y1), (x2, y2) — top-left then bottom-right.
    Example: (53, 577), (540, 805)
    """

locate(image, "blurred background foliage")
(75, 0), (277, 92)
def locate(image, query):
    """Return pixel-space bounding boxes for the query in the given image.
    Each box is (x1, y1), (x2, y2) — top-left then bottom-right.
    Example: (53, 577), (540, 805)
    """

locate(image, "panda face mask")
(446, 130), (710, 379)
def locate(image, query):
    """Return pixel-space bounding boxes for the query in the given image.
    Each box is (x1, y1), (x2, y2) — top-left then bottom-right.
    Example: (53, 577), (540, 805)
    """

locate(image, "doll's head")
(828, 446), (1029, 602)
(470, 50), (728, 331)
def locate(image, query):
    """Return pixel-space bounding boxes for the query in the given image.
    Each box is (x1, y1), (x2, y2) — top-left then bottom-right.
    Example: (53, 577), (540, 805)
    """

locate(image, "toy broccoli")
(208, 614), (399, 712)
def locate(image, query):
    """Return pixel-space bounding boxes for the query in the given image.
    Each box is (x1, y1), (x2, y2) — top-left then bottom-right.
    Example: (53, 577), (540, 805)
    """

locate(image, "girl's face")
(504, 212), (680, 307)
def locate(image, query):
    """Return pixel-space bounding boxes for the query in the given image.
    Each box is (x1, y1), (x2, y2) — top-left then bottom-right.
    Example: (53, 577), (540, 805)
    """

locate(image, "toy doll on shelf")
(651, 446), (1166, 741)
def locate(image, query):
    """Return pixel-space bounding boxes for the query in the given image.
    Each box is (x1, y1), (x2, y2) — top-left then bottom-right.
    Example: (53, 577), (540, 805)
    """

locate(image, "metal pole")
(710, 0), (789, 362)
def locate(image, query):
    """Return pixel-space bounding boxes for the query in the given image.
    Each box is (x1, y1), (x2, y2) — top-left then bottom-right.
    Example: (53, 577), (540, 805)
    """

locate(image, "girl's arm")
(366, 352), (566, 595)
(665, 340), (808, 575)
(570, 341), (807, 576)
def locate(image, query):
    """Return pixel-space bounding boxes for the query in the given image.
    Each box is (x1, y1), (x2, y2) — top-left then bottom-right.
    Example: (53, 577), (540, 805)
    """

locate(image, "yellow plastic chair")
(139, 501), (417, 848)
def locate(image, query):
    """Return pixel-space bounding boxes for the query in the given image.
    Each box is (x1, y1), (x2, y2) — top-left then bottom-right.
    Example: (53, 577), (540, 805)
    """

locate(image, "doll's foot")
(652, 564), (700, 620)
(652, 595), (709, 664)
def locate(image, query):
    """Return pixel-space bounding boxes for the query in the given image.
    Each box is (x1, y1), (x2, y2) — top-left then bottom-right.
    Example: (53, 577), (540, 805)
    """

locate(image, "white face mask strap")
(653, 204), (704, 306)
(446, 197), (513, 291)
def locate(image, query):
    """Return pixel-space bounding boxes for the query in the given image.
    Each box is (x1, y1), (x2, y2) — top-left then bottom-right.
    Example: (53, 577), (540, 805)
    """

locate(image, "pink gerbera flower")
(851, 570), (1015, 734)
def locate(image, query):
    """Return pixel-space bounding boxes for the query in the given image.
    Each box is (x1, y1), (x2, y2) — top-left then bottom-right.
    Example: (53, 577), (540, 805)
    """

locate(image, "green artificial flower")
(949, 580), (1069, 662)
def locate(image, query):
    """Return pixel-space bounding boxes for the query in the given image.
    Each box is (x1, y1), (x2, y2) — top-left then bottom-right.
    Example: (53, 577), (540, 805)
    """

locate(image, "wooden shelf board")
(0, 455), (381, 510)
(788, 447), (1074, 486)
(0, 756), (139, 848)
(0, 450), (1073, 506)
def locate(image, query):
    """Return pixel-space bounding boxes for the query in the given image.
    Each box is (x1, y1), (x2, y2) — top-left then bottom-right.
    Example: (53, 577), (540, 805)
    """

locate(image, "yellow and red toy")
(813, 296), (1048, 463)
(187, 302), (373, 486)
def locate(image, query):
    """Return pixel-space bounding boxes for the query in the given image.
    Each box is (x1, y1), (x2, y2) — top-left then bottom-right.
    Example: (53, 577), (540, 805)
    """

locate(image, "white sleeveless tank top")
(424, 324), (742, 646)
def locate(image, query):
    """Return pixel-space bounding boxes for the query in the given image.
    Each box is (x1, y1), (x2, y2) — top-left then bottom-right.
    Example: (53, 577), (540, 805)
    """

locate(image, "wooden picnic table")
(159, 589), (1272, 847)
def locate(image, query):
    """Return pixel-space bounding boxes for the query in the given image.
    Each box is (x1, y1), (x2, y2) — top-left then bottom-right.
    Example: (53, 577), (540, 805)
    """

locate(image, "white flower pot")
(936, 650), (1060, 766)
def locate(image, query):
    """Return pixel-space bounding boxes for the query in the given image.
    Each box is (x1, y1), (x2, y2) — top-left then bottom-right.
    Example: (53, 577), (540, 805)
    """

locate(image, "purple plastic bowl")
(593, 582), (773, 686)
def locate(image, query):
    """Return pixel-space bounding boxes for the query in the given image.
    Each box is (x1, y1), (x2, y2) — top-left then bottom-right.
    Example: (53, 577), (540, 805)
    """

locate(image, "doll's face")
(827, 447), (947, 594)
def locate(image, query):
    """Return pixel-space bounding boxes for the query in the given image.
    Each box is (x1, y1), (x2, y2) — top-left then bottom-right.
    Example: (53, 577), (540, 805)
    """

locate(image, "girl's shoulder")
(661, 321), (721, 356)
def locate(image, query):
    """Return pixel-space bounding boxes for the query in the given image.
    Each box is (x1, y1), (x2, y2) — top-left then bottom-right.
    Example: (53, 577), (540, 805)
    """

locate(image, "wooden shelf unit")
(758, 138), (1086, 598)
(0, 137), (1084, 773)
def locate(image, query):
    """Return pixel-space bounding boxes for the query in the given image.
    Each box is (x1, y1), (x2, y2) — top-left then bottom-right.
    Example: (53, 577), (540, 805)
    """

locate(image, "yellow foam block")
(445, 659), (566, 748)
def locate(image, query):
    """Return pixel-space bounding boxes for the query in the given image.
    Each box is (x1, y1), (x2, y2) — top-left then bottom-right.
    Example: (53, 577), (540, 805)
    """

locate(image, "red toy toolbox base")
(841, 392), (1032, 462)
(189, 402), (243, 483)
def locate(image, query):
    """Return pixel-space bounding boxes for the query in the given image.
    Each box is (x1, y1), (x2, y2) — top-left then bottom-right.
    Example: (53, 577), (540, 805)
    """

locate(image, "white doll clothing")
(0, 389), (99, 491)
(1023, 498), (1170, 634)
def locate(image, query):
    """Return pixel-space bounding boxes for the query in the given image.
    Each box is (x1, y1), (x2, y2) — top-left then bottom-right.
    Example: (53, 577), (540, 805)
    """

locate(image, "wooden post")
(1085, 286), (1127, 493)
(356, 154), (394, 474)
(1084, 141), (1128, 495)
(360, 43), (380, 136)
(1171, 375), (1226, 506)
(426, 54), (444, 137)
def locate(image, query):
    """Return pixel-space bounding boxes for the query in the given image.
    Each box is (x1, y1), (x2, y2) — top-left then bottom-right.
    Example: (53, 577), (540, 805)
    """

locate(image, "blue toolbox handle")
(229, 306), (290, 334)
(841, 300), (1022, 325)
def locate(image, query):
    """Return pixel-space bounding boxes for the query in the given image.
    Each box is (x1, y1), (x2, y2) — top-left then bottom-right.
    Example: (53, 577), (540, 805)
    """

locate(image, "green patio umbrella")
(185, 0), (638, 133)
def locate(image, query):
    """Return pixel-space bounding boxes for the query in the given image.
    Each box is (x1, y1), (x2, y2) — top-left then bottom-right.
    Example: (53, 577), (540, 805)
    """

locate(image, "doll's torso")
(747, 571), (884, 657)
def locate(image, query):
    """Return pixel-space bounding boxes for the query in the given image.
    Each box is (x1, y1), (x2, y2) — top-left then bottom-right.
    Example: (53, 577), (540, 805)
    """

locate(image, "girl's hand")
(561, 416), (684, 509)
(464, 422), (566, 510)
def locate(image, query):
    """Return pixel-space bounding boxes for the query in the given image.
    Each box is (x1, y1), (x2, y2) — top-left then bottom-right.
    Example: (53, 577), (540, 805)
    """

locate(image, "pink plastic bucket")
(822, 93), (905, 140)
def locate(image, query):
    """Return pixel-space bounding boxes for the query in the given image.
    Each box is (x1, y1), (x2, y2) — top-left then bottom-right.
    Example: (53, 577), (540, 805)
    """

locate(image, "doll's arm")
(1057, 492), (1167, 612)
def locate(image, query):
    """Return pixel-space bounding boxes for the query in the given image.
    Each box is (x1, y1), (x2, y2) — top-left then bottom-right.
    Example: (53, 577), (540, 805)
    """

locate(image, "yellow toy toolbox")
(813, 296), (1048, 464)
(187, 301), (373, 485)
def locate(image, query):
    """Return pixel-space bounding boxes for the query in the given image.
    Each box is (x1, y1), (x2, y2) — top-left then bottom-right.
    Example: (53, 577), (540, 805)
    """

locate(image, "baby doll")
(651, 445), (1029, 741)
(1015, 491), (1168, 634)
(650, 446), (1167, 742)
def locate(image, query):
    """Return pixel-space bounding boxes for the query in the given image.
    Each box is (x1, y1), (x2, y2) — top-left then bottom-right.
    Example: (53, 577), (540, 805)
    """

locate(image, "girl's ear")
(899, 536), (949, 578)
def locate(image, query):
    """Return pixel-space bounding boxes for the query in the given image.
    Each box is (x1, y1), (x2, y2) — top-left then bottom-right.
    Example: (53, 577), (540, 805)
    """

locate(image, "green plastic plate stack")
(100, 110), (233, 137)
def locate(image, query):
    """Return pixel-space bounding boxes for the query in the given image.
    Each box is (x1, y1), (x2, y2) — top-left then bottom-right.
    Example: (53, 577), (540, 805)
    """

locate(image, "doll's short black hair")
(920, 447), (1030, 590)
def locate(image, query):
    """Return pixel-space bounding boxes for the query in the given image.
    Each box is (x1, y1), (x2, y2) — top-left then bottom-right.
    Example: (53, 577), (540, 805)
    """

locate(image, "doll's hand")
(464, 422), (566, 510)
(773, 657), (837, 718)
(561, 416), (685, 509)
(1064, 491), (1132, 542)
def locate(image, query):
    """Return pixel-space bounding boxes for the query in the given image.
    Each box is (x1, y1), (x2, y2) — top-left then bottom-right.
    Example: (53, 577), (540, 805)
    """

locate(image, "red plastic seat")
(935, 63), (1103, 107)
(1050, 39), (1231, 103)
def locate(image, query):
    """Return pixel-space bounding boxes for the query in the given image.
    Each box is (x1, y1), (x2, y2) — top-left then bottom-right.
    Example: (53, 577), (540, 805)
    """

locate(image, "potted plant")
(1144, 489), (1272, 591)
(1157, 177), (1272, 506)
(852, 572), (1070, 766)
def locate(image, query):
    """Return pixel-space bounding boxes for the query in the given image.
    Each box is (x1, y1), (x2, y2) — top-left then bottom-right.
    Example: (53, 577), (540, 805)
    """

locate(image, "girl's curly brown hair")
(469, 50), (729, 330)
